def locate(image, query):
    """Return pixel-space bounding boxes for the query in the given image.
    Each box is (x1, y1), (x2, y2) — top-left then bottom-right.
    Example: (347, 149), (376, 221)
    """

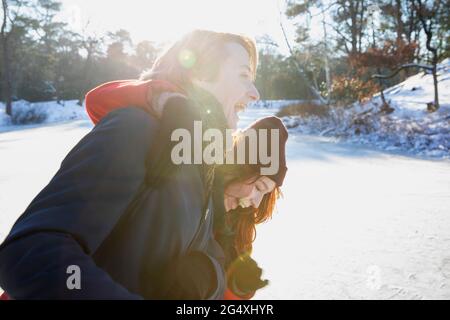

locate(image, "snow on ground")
(1, 101), (449, 299)
(239, 104), (450, 300)
(253, 134), (450, 299)
(0, 99), (88, 131)
(0, 99), (303, 131)
(281, 59), (450, 159)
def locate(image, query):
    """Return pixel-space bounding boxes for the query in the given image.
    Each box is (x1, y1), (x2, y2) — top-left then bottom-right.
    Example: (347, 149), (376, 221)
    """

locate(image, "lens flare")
(178, 49), (196, 69)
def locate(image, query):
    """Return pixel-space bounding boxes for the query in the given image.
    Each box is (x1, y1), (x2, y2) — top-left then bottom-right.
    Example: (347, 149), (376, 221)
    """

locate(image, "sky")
(57, 0), (300, 56)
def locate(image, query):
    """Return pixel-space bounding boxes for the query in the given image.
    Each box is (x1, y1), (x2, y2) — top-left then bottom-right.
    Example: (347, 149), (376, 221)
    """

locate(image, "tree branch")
(414, 0), (438, 53)
(278, 1), (326, 104)
(310, 1), (339, 18)
(371, 63), (433, 79)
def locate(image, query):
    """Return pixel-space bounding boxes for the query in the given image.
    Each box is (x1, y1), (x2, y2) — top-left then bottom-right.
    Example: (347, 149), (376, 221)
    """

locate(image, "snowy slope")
(383, 59), (450, 113)
(282, 59), (450, 159)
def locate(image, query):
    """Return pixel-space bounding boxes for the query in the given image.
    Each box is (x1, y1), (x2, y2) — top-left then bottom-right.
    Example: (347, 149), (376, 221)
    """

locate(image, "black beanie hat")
(235, 116), (288, 187)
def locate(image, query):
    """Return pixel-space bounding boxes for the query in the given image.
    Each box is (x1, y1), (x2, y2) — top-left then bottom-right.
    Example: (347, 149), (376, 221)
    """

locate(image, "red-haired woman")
(215, 116), (288, 299)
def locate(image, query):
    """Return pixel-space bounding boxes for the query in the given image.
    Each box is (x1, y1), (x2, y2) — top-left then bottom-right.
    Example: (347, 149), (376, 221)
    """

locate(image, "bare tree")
(332, 0), (369, 55)
(320, 9), (332, 102)
(1, 0), (13, 115)
(413, 0), (442, 111)
(281, 0), (328, 104)
(1, 0), (35, 115)
(78, 23), (103, 105)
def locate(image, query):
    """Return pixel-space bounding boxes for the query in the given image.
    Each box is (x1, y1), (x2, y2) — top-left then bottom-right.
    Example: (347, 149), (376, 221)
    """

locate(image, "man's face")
(194, 42), (260, 129)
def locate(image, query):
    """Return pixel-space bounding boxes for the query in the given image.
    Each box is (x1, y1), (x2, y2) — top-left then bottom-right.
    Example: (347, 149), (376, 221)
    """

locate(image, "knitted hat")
(233, 116), (288, 187)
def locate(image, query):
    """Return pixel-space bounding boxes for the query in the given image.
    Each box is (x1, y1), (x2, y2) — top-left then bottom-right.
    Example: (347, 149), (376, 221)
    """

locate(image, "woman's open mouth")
(235, 102), (246, 113)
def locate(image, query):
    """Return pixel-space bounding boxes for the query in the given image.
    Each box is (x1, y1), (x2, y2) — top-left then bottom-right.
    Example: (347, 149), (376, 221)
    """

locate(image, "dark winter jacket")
(0, 103), (226, 299)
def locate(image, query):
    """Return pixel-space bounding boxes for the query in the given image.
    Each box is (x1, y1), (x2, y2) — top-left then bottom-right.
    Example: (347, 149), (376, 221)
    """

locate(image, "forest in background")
(1, 0), (449, 116)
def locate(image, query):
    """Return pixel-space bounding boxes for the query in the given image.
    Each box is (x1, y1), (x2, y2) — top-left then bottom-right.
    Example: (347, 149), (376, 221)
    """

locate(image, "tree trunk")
(1, 37), (13, 115)
(78, 45), (93, 105)
(431, 53), (440, 110)
(1, 0), (13, 116)
(322, 11), (332, 104)
(279, 13), (327, 104)
(414, 0), (440, 110)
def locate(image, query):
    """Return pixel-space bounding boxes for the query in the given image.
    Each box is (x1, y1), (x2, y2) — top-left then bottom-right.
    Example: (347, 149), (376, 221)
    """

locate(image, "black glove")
(228, 254), (269, 297)
(161, 251), (217, 300)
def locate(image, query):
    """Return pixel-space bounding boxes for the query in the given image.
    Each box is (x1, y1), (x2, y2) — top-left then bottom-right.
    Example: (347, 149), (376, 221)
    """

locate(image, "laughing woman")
(215, 115), (288, 300)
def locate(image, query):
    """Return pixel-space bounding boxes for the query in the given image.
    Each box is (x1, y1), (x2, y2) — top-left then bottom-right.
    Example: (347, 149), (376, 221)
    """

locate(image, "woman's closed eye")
(255, 176), (276, 194)
(255, 179), (268, 193)
(240, 73), (252, 80)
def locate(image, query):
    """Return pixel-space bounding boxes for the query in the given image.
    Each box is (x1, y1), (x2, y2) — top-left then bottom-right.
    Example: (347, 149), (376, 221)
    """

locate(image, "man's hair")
(140, 29), (258, 89)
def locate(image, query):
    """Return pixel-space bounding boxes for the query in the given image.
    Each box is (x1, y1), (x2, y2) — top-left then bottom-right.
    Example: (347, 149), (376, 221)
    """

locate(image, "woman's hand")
(228, 254), (269, 297)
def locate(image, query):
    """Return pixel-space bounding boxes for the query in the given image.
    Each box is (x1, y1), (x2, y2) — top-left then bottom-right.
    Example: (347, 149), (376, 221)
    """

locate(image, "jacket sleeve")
(203, 233), (227, 300)
(84, 79), (182, 125)
(0, 107), (158, 299)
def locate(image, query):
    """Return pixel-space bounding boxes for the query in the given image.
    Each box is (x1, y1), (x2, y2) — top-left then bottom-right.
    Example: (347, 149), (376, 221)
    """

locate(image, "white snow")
(0, 72), (449, 299)
(252, 134), (450, 299)
(235, 101), (450, 300)
(0, 99), (89, 132)
(280, 59), (450, 159)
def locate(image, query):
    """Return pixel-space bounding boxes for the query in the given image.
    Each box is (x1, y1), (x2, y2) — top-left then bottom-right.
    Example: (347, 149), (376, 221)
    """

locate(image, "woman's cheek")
(252, 191), (265, 208)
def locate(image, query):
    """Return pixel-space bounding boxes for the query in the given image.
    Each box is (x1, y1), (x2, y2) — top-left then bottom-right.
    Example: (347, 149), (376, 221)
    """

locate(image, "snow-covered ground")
(253, 134), (450, 300)
(241, 104), (450, 300)
(281, 59), (450, 159)
(0, 99), (88, 131)
(1, 101), (449, 300)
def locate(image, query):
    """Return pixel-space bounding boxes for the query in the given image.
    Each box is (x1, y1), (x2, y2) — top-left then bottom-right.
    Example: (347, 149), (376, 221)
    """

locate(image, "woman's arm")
(84, 79), (183, 125)
(0, 107), (157, 299)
